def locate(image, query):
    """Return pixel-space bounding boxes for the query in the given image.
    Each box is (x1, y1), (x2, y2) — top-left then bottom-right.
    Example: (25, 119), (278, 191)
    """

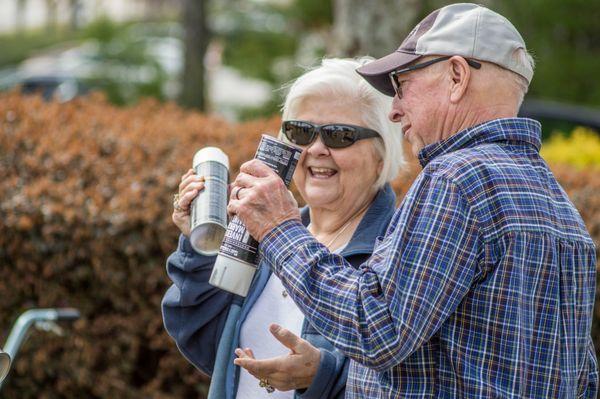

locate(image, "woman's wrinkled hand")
(233, 323), (320, 392)
(172, 169), (205, 237)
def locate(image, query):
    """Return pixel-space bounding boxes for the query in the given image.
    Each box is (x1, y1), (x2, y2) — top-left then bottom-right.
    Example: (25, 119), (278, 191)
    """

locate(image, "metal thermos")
(209, 135), (302, 297)
(189, 147), (230, 255)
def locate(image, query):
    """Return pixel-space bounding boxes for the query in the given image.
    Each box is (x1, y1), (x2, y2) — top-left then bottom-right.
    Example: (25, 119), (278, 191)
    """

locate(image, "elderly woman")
(162, 57), (403, 398)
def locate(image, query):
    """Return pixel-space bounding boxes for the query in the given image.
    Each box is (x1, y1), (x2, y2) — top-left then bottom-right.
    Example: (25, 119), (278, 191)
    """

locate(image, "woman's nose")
(306, 134), (330, 156)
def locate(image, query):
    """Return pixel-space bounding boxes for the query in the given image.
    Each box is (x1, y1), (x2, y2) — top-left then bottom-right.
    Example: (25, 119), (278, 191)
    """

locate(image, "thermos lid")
(193, 147), (230, 169)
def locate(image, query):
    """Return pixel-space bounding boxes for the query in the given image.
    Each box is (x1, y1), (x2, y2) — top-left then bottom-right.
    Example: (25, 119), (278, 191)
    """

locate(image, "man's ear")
(448, 56), (471, 104)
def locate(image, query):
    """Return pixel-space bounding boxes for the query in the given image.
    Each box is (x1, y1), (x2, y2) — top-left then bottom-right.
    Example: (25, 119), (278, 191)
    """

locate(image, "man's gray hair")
(280, 57), (404, 189)
(511, 48), (536, 107)
(477, 48), (535, 109)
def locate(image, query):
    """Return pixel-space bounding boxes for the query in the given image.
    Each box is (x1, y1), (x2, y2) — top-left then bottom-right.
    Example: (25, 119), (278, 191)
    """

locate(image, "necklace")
(309, 202), (370, 250)
(323, 217), (355, 248)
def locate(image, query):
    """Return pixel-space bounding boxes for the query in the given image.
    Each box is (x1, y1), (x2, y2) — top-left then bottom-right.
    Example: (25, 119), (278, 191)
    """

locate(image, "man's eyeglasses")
(389, 56), (482, 98)
(282, 120), (380, 149)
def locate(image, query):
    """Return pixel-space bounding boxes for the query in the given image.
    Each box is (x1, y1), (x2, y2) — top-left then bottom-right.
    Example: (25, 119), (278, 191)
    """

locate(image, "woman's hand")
(233, 324), (320, 392)
(172, 169), (205, 237)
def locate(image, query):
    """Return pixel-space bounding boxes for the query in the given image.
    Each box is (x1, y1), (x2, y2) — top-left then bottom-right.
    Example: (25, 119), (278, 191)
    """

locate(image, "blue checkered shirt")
(260, 118), (598, 398)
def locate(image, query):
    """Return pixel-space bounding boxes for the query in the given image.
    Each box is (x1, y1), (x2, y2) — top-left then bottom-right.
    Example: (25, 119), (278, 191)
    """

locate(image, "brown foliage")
(0, 91), (598, 397)
(0, 91), (279, 398)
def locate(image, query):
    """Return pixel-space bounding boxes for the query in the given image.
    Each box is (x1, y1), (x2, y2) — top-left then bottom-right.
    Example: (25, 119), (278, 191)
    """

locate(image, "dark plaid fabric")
(261, 118), (598, 398)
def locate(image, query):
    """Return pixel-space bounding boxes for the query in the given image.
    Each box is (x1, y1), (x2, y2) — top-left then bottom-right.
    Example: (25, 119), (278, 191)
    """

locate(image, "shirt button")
(282, 290), (288, 298)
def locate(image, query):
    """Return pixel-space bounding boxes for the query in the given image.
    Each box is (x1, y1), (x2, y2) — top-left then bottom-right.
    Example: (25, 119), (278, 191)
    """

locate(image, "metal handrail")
(0, 308), (80, 390)
(0, 352), (9, 385)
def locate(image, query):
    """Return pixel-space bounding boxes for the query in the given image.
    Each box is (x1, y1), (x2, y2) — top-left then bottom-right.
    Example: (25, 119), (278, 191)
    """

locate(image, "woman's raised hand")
(172, 169), (205, 237)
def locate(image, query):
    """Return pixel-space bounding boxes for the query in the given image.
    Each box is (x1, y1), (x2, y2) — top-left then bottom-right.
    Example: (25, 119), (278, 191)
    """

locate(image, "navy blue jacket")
(162, 184), (396, 398)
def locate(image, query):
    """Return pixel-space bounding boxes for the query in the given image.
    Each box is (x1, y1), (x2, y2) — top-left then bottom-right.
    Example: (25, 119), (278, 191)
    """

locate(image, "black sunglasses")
(282, 120), (380, 149)
(389, 56), (482, 98)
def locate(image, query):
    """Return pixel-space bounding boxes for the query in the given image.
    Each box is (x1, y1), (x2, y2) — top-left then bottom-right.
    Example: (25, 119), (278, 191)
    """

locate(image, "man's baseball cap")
(357, 3), (533, 97)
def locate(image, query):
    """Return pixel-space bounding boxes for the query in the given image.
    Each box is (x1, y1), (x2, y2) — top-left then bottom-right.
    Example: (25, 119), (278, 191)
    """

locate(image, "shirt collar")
(417, 117), (542, 167)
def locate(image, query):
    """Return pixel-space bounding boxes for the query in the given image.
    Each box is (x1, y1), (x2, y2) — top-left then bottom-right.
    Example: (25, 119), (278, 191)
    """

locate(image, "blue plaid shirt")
(260, 118), (598, 398)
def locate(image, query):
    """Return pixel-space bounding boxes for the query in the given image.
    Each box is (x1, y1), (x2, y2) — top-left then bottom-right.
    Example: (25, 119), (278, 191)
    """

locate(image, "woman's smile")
(308, 166), (338, 179)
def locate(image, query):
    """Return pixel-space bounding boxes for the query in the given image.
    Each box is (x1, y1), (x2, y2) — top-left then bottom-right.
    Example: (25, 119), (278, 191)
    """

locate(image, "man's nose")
(388, 95), (404, 123)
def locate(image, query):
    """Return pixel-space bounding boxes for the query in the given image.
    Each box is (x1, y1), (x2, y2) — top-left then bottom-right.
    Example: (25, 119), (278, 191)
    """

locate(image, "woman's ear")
(448, 56), (471, 104)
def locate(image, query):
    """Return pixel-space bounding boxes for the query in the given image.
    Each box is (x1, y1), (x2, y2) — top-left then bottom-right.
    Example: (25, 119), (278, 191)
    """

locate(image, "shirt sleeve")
(583, 337), (599, 398)
(161, 234), (233, 375)
(260, 175), (481, 371)
(296, 347), (348, 399)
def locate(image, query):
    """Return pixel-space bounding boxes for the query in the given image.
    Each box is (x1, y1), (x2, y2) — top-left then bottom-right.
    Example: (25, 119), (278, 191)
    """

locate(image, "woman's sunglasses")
(282, 120), (380, 149)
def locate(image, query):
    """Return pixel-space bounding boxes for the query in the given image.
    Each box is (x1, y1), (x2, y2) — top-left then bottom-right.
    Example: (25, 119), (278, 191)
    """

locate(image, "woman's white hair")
(280, 57), (404, 189)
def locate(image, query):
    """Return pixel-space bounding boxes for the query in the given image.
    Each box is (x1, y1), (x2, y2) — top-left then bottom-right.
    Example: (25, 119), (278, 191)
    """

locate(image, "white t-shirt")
(236, 273), (305, 398)
(235, 245), (346, 398)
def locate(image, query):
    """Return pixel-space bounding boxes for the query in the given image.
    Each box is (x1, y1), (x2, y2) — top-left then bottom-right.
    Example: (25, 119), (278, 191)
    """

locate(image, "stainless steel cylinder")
(189, 147), (230, 255)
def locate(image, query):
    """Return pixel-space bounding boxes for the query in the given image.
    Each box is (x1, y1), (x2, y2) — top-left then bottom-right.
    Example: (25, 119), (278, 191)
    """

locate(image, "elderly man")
(230, 3), (598, 398)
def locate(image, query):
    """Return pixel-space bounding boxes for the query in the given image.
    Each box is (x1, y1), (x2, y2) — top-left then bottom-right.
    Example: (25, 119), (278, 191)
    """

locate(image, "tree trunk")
(45, 0), (58, 33)
(331, 0), (423, 58)
(16, 0), (27, 33)
(180, 0), (210, 110)
(69, 0), (82, 30)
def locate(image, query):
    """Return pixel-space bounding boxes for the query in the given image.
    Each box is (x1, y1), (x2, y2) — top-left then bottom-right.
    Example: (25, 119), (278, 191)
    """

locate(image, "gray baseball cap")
(357, 3), (533, 97)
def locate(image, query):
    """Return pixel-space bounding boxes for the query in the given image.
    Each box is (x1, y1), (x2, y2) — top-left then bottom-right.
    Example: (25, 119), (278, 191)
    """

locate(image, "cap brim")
(356, 51), (422, 97)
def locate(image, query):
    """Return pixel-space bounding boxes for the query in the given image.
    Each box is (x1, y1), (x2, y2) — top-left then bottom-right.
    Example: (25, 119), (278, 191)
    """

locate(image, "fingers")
(234, 347), (255, 359)
(240, 159), (277, 178)
(181, 168), (194, 181)
(228, 173), (256, 213)
(233, 346), (317, 392)
(234, 353), (280, 376)
(229, 172), (261, 202)
(175, 170), (205, 213)
(178, 169), (194, 191)
(230, 171), (286, 203)
(229, 186), (244, 203)
(234, 356), (293, 391)
(233, 172), (256, 188)
(269, 324), (303, 352)
(179, 170), (205, 194)
(178, 180), (205, 210)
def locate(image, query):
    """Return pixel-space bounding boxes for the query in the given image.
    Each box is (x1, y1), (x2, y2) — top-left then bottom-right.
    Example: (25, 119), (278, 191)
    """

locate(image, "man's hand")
(233, 324), (320, 392)
(228, 159), (300, 241)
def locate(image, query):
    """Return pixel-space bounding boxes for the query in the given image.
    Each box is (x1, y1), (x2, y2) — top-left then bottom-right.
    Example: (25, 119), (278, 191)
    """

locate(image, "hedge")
(540, 127), (600, 169)
(0, 91), (598, 398)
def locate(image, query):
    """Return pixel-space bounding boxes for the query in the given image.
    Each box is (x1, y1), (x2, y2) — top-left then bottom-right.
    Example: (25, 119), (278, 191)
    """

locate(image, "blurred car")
(519, 99), (600, 135)
(20, 75), (88, 102)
